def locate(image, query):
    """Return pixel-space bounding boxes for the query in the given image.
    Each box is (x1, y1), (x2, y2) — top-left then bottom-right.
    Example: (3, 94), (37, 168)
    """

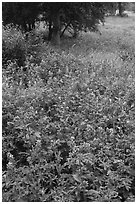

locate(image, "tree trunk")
(28, 23), (31, 31)
(22, 21), (28, 32)
(118, 2), (123, 16)
(48, 20), (53, 41)
(51, 11), (61, 46)
(73, 26), (79, 38)
(32, 21), (35, 29)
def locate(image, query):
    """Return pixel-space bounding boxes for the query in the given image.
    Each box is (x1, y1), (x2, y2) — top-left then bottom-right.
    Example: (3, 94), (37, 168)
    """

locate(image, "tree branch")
(60, 21), (71, 38)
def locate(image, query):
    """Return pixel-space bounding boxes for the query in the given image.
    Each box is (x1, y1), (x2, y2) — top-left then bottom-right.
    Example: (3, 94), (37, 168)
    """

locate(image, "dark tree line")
(2, 3), (40, 32)
(2, 2), (105, 45)
(2, 2), (135, 45)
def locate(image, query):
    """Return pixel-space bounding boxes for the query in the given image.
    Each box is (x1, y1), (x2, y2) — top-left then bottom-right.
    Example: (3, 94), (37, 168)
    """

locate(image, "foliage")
(2, 24), (44, 69)
(2, 25), (27, 67)
(43, 2), (105, 32)
(2, 15), (135, 202)
(125, 2), (135, 12)
(2, 2), (40, 31)
(3, 2), (133, 46)
(3, 2), (106, 45)
(103, 2), (117, 16)
(39, 2), (106, 45)
(103, 2), (134, 17)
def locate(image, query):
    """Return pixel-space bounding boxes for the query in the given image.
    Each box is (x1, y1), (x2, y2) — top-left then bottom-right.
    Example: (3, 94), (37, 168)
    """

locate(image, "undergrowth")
(2, 15), (135, 202)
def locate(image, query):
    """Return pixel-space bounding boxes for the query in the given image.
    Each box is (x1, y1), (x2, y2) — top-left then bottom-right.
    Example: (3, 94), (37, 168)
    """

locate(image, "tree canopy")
(3, 2), (133, 45)
(2, 2), (40, 31)
(3, 2), (105, 44)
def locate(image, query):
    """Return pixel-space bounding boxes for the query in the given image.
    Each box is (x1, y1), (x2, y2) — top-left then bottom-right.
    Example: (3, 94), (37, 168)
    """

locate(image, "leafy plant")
(2, 25), (27, 67)
(2, 14), (135, 202)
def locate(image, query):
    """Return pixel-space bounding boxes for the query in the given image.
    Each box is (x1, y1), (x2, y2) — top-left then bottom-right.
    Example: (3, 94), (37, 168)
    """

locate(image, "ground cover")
(2, 14), (135, 202)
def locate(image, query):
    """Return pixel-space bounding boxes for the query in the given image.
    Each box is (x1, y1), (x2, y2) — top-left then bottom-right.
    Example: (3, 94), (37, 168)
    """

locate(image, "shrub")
(2, 24), (26, 67)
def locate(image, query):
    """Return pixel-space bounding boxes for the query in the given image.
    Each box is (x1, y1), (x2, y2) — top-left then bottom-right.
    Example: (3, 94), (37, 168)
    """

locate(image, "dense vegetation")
(2, 2), (106, 46)
(2, 11), (135, 202)
(3, 2), (135, 45)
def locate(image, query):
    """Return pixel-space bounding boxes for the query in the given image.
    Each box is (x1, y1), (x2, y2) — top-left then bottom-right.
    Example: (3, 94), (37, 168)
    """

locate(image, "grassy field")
(39, 14), (135, 84)
(2, 14), (135, 202)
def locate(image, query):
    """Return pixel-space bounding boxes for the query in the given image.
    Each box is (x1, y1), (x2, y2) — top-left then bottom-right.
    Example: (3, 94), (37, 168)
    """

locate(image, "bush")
(2, 24), (27, 67)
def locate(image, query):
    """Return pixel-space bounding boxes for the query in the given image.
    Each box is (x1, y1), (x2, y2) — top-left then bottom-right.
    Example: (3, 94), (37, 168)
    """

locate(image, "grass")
(36, 15), (134, 96)
(39, 14), (135, 71)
